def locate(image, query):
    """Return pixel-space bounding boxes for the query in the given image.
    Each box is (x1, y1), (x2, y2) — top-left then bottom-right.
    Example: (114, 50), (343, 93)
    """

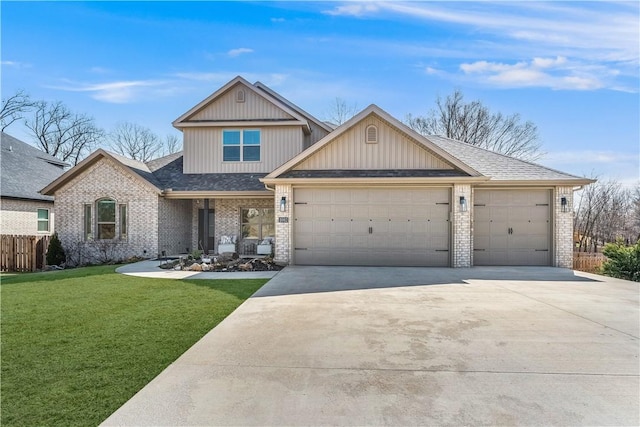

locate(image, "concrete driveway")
(102, 267), (639, 426)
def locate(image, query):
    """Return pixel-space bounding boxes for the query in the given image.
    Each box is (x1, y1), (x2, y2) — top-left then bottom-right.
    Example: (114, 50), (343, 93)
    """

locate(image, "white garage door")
(474, 189), (551, 266)
(293, 187), (450, 266)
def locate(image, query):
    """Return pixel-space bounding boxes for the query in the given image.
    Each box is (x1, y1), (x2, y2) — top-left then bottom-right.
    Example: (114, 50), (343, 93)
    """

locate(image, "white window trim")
(222, 129), (262, 163)
(37, 208), (50, 233)
(96, 198), (117, 241)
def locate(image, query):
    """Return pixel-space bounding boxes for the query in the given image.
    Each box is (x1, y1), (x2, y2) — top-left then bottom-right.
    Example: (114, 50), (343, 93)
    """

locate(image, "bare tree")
(109, 122), (162, 162)
(25, 101), (105, 165)
(574, 178), (637, 252)
(1, 90), (38, 131)
(161, 134), (182, 157)
(406, 90), (542, 160)
(324, 97), (358, 126)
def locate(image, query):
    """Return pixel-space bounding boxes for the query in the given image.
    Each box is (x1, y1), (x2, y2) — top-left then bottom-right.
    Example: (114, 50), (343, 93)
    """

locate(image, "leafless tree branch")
(109, 122), (162, 162)
(1, 90), (38, 131)
(324, 98), (358, 126)
(24, 101), (105, 165)
(406, 89), (543, 160)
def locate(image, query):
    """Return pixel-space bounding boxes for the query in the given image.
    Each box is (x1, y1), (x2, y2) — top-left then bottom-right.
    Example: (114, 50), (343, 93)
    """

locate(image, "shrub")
(46, 233), (66, 266)
(601, 240), (640, 282)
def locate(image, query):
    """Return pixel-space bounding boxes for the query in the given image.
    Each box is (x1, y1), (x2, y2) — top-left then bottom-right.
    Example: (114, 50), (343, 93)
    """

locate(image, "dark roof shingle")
(1, 133), (67, 201)
(149, 155), (266, 191)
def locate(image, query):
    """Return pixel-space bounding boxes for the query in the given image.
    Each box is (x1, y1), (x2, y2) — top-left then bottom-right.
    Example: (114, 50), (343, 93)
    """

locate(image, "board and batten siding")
(190, 84), (294, 121)
(303, 120), (331, 149)
(293, 115), (454, 170)
(183, 127), (305, 173)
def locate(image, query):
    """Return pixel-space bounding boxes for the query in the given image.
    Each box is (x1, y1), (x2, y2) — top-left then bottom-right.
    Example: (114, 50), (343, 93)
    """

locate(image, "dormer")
(174, 76), (324, 174)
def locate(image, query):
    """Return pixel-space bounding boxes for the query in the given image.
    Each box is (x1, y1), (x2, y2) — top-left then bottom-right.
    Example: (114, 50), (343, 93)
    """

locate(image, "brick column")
(274, 184), (292, 264)
(452, 184), (472, 267)
(554, 186), (574, 268)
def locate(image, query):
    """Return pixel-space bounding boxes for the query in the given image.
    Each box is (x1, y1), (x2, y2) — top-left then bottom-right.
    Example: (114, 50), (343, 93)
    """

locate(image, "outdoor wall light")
(561, 196), (568, 212)
(459, 196), (468, 212)
(280, 196), (287, 212)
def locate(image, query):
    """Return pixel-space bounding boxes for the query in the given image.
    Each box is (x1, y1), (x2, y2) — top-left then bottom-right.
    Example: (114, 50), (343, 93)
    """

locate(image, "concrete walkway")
(103, 266), (639, 426)
(116, 259), (280, 279)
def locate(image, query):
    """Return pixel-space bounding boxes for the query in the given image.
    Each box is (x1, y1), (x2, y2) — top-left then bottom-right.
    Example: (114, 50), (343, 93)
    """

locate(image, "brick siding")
(190, 197), (274, 254)
(554, 186), (574, 268)
(1, 198), (55, 235)
(54, 157), (159, 264)
(158, 198), (192, 256)
(453, 184), (472, 267)
(274, 185), (292, 264)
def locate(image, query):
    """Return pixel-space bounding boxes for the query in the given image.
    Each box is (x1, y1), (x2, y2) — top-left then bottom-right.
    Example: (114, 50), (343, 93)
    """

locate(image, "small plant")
(46, 233), (66, 267)
(601, 240), (640, 282)
(191, 249), (203, 260)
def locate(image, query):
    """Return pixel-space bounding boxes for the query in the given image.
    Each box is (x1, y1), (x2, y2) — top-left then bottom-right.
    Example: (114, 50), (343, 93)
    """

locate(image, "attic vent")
(236, 89), (246, 103)
(365, 125), (378, 144)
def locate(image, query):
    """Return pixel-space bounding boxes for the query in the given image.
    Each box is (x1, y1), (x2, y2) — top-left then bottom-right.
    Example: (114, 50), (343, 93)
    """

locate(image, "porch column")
(453, 184), (472, 267)
(203, 198), (209, 254)
(274, 184), (292, 264)
(554, 186), (574, 268)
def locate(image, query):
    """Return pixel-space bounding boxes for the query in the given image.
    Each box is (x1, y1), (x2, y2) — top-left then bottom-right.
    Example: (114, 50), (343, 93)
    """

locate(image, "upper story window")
(223, 129), (261, 162)
(37, 208), (50, 233)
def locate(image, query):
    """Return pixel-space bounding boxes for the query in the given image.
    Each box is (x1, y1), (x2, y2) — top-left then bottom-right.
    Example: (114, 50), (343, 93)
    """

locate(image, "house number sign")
(278, 217), (289, 223)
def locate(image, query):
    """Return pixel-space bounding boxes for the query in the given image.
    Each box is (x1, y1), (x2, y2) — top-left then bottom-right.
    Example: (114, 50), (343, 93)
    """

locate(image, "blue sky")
(2, 1), (638, 186)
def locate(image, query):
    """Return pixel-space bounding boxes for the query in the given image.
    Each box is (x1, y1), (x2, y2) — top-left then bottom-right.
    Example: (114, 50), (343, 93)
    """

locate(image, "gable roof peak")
(172, 75), (310, 131)
(264, 103), (481, 179)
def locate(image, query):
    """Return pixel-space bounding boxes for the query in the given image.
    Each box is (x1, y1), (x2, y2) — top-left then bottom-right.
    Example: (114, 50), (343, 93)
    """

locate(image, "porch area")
(158, 196), (276, 258)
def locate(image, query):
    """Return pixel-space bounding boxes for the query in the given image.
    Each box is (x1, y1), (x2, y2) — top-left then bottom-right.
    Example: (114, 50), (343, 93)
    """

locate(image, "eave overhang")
(175, 119), (310, 134)
(41, 149), (162, 196)
(474, 178), (596, 187)
(162, 190), (273, 199)
(260, 176), (490, 186)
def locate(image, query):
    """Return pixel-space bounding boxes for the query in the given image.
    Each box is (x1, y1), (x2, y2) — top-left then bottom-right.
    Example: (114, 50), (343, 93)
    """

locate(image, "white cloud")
(322, 1), (638, 91)
(323, 3), (380, 17)
(460, 57), (607, 90)
(227, 48), (254, 57)
(1, 60), (30, 69)
(425, 67), (442, 75)
(48, 79), (168, 103)
(271, 17), (285, 23)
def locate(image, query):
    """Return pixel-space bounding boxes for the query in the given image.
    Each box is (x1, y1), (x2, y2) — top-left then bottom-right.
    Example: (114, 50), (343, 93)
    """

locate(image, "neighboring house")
(42, 76), (593, 267)
(1, 132), (67, 235)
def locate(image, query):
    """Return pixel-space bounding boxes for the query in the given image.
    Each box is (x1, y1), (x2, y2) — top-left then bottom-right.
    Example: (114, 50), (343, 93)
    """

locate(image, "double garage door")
(293, 187), (450, 266)
(292, 187), (553, 267)
(474, 189), (551, 266)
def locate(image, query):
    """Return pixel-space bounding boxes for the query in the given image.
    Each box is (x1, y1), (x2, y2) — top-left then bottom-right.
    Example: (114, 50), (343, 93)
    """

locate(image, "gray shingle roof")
(148, 155), (267, 191)
(426, 135), (586, 181)
(280, 169), (468, 178)
(1, 133), (67, 201)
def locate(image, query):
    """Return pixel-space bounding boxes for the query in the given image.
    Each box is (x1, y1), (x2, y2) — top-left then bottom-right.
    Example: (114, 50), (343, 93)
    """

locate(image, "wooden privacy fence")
(1, 235), (50, 272)
(573, 252), (607, 273)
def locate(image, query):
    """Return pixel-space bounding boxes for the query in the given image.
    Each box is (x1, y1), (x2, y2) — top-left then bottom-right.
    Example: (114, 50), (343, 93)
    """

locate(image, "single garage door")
(474, 189), (551, 266)
(293, 187), (450, 266)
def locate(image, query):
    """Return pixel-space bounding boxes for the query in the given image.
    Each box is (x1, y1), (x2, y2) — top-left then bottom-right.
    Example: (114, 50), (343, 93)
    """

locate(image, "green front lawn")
(1, 265), (267, 426)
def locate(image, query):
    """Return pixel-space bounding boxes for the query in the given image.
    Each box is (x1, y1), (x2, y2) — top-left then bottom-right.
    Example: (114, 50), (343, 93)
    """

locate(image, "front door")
(198, 209), (215, 253)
